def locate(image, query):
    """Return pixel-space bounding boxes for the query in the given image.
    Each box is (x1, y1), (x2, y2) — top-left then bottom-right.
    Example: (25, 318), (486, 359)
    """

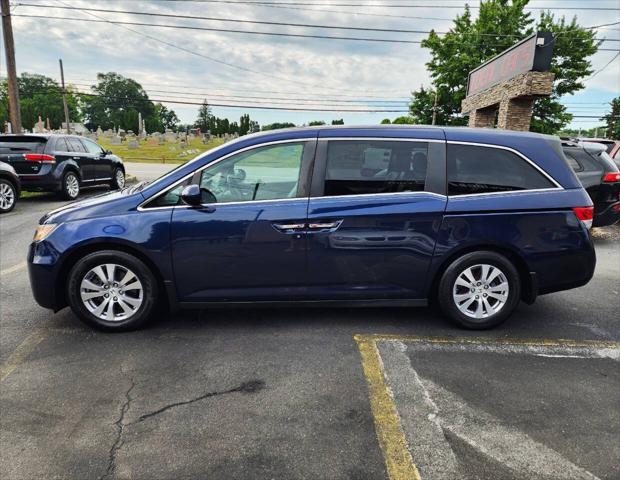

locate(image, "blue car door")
(305, 130), (447, 300)
(170, 139), (316, 302)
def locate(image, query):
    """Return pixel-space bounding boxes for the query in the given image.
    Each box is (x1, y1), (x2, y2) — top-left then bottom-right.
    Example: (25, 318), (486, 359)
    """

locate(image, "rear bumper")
(19, 172), (61, 192)
(537, 231), (596, 296)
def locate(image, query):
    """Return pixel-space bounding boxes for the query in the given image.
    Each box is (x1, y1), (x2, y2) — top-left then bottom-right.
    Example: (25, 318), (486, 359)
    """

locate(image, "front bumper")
(28, 241), (63, 311)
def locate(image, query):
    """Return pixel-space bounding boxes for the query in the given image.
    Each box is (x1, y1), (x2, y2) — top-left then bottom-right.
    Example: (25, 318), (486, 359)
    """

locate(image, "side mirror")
(181, 184), (203, 206)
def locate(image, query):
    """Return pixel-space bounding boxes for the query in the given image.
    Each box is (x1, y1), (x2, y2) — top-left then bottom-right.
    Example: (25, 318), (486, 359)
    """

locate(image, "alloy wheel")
(66, 174), (79, 198)
(0, 183), (15, 211)
(80, 263), (144, 321)
(116, 169), (125, 188)
(452, 263), (509, 320)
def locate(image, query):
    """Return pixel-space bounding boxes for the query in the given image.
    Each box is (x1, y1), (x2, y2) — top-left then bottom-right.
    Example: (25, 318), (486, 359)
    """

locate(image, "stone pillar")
(497, 98), (534, 131)
(468, 107), (496, 128)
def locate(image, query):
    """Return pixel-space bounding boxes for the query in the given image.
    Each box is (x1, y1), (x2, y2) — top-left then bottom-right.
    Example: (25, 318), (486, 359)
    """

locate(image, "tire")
(60, 171), (80, 200)
(437, 251), (521, 330)
(67, 250), (159, 332)
(110, 167), (125, 190)
(0, 179), (17, 213)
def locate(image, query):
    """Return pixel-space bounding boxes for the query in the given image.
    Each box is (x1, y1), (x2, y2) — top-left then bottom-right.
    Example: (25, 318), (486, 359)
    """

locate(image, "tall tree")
(409, 0), (599, 133)
(0, 73), (81, 130)
(82, 72), (155, 131)
(600, 97), (620, 139)
(195, 99), (212, 132)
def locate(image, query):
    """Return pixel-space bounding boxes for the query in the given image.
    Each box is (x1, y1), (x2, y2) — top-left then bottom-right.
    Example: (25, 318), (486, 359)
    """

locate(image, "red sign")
(467, 35), (542, 96)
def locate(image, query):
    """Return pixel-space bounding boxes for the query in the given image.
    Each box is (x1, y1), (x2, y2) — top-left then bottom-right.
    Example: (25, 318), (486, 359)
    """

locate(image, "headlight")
(33, 224), (59, 242)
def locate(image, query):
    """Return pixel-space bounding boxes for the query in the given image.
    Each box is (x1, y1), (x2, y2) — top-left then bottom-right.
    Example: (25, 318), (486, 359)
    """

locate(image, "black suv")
(0, 160), (20, 213)
(562, 140), (620, 227)
(0, 134), (125, 200)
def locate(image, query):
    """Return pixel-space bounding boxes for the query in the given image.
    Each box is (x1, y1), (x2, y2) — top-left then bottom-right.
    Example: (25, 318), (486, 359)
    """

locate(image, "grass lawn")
(98, 136), (225, 164)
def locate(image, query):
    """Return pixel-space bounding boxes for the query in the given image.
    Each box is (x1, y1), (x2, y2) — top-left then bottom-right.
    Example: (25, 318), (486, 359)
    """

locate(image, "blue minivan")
(28, 126), (596, 331)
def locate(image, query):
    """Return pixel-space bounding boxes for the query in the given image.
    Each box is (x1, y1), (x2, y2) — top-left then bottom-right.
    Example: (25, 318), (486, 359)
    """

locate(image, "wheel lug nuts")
(475, 295), (479, 299)
(470, 288), (475, 293)
(104, 285), (109, 289)
(477, 282), (481, 286)
(113, 297), (118, 301)
(483, 293), (487, 297)
(104, 293), (109, 298)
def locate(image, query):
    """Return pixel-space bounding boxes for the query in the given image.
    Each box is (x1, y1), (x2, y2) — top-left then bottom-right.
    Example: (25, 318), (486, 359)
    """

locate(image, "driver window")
(199, 142), (304, 203)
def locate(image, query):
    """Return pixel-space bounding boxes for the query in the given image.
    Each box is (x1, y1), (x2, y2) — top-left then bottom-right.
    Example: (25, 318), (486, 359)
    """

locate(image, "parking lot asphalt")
(1, 190), (619, 480)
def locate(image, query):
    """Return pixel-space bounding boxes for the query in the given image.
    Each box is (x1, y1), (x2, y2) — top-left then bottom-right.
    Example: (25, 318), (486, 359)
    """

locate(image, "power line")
(13, 14), (620, 49)
(13, 4), (620, 41)
(587, 51), (620, 79)
(67, 78), (411, 97)
(64, 82), (410, 104)
(45, 0), (373, 93)
(133, 0), (620, 10)
(11, 14), (425, 43)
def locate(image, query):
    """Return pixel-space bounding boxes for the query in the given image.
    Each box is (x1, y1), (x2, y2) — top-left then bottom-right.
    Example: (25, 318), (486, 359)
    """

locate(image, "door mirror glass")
(181, 184), (203, 206)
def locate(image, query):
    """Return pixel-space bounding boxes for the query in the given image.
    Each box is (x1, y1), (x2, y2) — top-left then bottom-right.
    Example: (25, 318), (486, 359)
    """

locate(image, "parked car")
(576, 138), (620, 166)
(28, 126), (595, 331)
(0, 134), (125, 200)
(562, 140), (620, 227)
(0, 160), (20, 213)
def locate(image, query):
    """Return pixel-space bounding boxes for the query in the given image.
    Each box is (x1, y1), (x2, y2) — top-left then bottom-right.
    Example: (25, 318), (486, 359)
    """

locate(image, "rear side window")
(55, 137), (70, 152)
(447, 144), (555, 196)
(563, 151), (583, 172)
(67, 138), (86, 153)
(0, 136), (46, 154)
(324, 140), (428, 196)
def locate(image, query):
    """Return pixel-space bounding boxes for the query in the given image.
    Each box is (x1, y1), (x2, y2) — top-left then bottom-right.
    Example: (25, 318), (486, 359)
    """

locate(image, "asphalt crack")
(100, 374), (136, 480)
(135, 379), (265, 423)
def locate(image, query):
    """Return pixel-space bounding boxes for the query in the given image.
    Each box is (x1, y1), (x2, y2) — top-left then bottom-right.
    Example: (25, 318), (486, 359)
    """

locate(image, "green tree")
(308, 120), (326, 126)
(262, 122), (296, 131)
(82, 73), (155, 131)
(331, 119), (344, 125)
(195, 99), (212, 132)
(601, 97), (620, 139)
(380, 118), (391, 124)
(239, 114), (251, 135)
(0, 73), (82, 130)
(392, 116), (415, 124)
(409, 0), (599, 133)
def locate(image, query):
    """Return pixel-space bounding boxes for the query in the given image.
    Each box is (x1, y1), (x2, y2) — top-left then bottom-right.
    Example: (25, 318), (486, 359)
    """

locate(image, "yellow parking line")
(0, 261), (27, 277)
(360, 334), (620, 349)
(355, 333), (619, 480)
(0, 329), (46, 383)
(354, 334), (421, 480)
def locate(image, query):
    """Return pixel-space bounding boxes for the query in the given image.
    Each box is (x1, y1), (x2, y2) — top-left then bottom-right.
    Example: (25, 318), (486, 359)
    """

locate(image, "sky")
(3, 0), (620, 132)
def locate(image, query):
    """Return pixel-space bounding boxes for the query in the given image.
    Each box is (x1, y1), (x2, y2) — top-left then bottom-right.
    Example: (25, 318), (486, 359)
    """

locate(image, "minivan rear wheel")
(67, 250), (158, 332)
(438, 251), (521, 329)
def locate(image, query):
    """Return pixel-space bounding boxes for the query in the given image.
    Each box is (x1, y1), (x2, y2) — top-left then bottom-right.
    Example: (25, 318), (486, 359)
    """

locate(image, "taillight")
(602, 172), (620, 183)
(573, 206), (594, 229)
(23, 153), (56, 163)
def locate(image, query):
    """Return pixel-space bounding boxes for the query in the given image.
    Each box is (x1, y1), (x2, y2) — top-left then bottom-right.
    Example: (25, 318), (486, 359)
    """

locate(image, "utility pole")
(1, 0), (22, 133)
(431, 88), (439, 126)
(59, 59), (70, 134)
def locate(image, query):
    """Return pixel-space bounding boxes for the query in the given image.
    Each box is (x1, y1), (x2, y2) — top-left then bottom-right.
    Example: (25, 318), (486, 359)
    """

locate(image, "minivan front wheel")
(438, 251), (521, 329)
(67, 250), (158, 331)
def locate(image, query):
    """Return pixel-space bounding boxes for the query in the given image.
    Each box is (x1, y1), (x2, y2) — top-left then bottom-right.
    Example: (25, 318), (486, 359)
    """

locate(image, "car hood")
(40, 189), (143, 225)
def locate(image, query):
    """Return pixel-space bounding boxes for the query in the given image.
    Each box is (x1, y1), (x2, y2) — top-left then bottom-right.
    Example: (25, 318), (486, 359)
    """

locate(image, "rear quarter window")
(447, 144), (555, 196)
